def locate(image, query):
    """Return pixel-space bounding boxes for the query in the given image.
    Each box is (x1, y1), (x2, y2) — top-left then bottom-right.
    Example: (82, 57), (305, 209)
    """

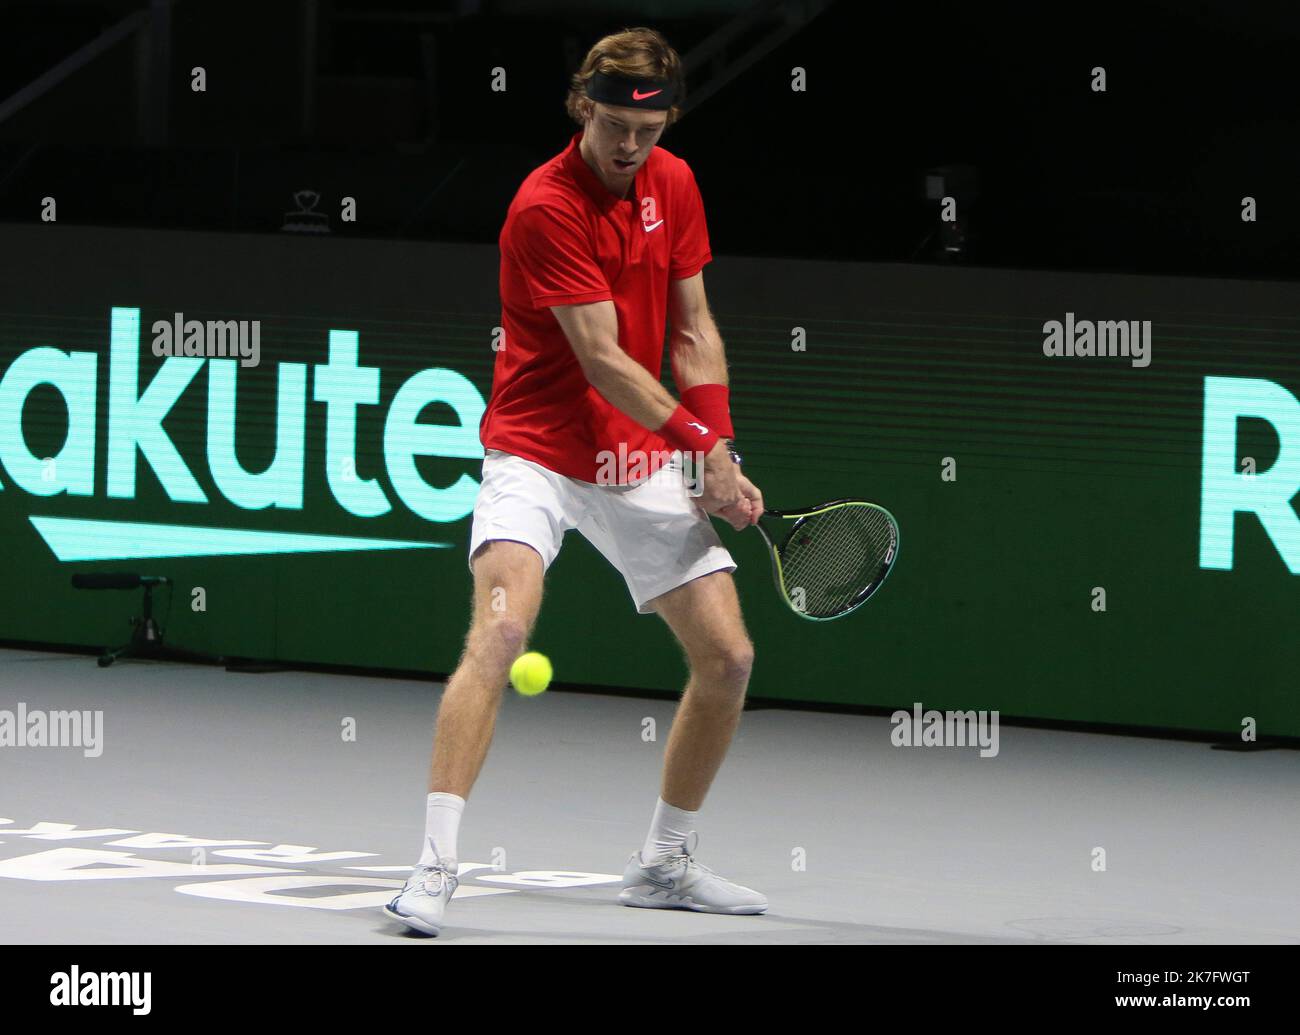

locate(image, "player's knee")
(725, 636), (756, 678)
(473, 615), (529, 664)
(698, 639), (754, 688)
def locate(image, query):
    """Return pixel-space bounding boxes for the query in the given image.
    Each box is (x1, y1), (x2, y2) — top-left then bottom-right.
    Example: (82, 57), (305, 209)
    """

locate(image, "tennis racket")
(753, 499), (899, 621)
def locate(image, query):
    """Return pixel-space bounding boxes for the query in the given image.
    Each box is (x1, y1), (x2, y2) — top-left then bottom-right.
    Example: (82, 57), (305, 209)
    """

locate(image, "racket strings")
(777, 504), (895, 617)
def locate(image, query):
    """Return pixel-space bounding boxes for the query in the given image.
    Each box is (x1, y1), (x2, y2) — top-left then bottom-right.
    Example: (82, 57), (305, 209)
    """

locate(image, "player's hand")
(693, 440), (742, 521)
(695, 442), (762, 531)
(721, 469), (763, 530)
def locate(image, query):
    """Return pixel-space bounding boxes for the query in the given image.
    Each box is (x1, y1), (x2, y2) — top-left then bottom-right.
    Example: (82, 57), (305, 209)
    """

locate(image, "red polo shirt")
(480, 130), (712, 483)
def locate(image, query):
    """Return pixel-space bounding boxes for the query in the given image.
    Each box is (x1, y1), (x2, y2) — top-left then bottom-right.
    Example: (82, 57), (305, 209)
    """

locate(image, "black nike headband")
(584, 70), (678, 110)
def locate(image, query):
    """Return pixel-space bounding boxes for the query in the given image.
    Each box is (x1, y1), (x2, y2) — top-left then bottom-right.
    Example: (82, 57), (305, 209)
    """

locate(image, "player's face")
(585, 103), (667, 184)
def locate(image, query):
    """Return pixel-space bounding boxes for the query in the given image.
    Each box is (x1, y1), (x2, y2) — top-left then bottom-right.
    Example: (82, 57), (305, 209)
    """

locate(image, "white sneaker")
(384, 846), (459, 936)
(619, 831), (767, 915)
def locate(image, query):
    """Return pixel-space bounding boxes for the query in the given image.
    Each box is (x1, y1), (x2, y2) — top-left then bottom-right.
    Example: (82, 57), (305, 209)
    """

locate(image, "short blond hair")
(565, 27), (686, 127)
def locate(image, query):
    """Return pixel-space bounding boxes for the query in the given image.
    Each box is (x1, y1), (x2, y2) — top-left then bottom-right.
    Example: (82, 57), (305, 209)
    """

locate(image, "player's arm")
(551, 298), (751, 525)
(667, 271), (763, 524)
(667, 271), (728, 396)
(550, 299), (679, 433)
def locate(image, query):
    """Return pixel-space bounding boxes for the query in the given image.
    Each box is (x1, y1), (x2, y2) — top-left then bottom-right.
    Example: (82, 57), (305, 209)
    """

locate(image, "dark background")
(1, 0), (1297, 279)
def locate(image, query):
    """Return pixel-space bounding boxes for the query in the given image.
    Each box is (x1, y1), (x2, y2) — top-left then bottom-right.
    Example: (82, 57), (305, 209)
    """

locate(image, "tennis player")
(386, 27), (766, 936)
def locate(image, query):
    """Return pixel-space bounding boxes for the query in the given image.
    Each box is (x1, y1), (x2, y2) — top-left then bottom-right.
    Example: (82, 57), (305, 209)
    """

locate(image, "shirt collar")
(562, 130), (638, 211)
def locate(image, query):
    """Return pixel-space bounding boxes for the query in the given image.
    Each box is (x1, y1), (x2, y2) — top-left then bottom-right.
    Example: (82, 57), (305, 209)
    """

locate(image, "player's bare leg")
(618, 569), (766, 914)
(430, 538), (546, 798)
(386, 538), (544, 935)
(651, 570), (754, 810)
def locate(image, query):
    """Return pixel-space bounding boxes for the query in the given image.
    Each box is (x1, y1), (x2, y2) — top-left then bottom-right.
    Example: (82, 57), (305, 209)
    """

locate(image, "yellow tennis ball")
(510, 651), (552, 696)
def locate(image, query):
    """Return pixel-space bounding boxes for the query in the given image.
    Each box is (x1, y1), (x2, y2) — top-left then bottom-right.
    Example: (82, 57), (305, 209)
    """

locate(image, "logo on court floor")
(0, 814), (622, 916)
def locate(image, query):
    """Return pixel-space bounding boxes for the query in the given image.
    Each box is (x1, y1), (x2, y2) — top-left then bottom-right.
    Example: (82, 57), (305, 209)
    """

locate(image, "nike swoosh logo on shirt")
(632, 88), (663, 100)
(642, 219), (664, 232)
(686, 421), (708, 435)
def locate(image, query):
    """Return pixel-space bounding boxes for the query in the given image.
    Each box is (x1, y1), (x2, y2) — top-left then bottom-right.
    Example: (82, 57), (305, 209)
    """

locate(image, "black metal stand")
(74, 577), (225, 668)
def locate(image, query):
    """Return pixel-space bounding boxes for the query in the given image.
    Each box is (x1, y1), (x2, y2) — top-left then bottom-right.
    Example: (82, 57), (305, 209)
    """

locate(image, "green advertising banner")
(0, 224), (1295, 736)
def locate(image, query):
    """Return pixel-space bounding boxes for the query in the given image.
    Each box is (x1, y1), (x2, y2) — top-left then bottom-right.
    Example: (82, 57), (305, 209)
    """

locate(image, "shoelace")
(415, 865), (455, 896)
(413, 835), (457, 895)
(662, 831), (717, 877)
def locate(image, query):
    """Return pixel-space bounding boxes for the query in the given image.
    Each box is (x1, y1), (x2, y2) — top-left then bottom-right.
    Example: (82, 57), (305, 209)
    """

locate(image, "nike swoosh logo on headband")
(632, 88), (663, 100)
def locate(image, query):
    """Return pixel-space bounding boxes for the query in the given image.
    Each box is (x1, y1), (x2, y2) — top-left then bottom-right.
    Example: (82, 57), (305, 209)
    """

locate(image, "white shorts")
(468, 449), (737, 615)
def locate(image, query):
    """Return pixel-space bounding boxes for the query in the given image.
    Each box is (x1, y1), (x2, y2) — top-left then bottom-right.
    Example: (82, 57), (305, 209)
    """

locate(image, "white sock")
(639, 797), (698, 866)
(419, 792), (465, 872)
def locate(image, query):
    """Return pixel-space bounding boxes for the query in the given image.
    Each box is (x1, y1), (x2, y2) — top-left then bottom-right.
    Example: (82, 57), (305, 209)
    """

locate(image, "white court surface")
(0, 646), (1296, 944)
